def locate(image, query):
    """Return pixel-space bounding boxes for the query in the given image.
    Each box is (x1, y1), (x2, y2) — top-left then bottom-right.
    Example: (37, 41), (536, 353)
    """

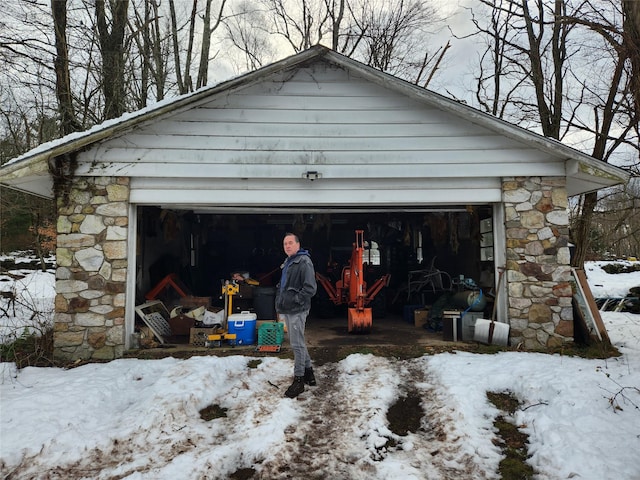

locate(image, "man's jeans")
(282, 310), (311, 376)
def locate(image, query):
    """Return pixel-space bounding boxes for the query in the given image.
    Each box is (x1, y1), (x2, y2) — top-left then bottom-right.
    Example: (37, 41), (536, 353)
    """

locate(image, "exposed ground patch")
(487, 390), (535, 480)
(386, 390), (424, 436)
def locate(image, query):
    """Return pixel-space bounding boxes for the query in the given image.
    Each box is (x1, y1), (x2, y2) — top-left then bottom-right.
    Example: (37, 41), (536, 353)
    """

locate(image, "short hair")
(284, 232), (300, 243)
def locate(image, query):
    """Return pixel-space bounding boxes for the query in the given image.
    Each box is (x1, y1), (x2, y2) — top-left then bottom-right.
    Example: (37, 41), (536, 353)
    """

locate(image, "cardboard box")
(190, 327), (219, 346)
(403, 304), (423, 323)
(277, 316), (288, 333)
(414, 308), (429, 328)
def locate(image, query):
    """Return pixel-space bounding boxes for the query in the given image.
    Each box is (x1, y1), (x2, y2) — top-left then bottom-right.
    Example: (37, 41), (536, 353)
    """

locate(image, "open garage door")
(133, 205), (496, 330)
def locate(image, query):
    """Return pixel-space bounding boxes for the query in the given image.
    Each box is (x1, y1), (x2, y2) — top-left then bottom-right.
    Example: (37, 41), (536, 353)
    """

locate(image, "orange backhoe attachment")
(348, 307), (373, 333)
(316, 230), (390, 333)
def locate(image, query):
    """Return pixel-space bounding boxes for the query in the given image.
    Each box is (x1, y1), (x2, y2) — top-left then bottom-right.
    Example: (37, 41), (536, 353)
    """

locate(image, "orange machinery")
(315, 230), (390, 333)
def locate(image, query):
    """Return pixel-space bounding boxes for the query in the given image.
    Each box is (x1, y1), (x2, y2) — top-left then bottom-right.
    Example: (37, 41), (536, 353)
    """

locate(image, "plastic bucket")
(228, 311), (257, 345)
(473, 319), (509, 346)
(254, 287), (277, 320)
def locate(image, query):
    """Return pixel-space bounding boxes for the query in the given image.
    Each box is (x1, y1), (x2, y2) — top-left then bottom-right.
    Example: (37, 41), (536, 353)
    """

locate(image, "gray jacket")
(275, 249), (317, 314)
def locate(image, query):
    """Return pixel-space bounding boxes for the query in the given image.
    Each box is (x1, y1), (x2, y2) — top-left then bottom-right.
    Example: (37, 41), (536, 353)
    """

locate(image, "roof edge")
(1, 46), (331, 173)
(1, 45), (630, 194)
(321, 50), (631, 186)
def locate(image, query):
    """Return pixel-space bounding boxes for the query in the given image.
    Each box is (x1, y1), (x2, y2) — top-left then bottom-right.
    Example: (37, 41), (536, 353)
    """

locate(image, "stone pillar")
(54, 176), (130, 361)
(503, 177), (573, 349)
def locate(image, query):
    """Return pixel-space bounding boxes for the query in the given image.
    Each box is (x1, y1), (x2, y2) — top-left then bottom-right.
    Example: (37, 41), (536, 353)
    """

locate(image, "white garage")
(0, 45), (628, 360)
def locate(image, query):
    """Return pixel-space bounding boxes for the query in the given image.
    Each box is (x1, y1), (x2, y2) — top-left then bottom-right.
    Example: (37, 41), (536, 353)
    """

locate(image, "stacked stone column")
(54, 176), (129, 360)
(503, 176), (573, 349)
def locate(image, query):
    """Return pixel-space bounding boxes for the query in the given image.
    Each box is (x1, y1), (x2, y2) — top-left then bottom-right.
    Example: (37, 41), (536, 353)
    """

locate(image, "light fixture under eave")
(303, 171), (321, 181)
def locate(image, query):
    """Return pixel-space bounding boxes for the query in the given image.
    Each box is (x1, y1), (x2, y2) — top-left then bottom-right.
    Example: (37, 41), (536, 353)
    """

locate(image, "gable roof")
(0, 45), (629, 198)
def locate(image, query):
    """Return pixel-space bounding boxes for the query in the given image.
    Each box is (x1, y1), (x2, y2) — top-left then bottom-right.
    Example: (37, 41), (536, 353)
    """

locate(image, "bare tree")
(0, 91), (36, 162)
(623, 0), (640, 119)
(468, 0), (577, 136)
(0, 89), (57, 257)
(261, 0), (331, 52)
(129, 0), (152, 108)
(95, 0), (130, 119)
(326, 0), (348, 51)
(249, 0), (445, 85)
(129, 0), (171, 107)
(169, 0), (199, 94)
(564, 1), (638, 266)
(466, 0), (637, 266)
(51, 0), (81, 135)
(573, 179), (639, 259)
(355, 0), (436, 78)
(197, 0), (228, 88)
(0, 2), (52, 83)
(226, 0), (346, 70)
(225, 1), (275, 71)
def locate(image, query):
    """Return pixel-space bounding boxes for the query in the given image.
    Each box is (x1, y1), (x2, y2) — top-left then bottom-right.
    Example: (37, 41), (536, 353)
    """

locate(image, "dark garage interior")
(134, 205), (496, 345)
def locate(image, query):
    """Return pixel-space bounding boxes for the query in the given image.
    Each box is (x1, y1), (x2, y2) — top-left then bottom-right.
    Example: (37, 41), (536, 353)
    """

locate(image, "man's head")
(283, 232), (301, 257)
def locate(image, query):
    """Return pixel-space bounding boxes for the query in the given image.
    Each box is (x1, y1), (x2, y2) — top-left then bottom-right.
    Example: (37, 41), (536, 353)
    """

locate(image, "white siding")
(1, 50), (628, 200)
(77, 61), (557, 193)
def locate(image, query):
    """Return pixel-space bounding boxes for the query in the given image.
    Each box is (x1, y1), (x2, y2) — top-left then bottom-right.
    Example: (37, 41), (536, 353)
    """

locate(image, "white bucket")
(474, 319), (510, 346)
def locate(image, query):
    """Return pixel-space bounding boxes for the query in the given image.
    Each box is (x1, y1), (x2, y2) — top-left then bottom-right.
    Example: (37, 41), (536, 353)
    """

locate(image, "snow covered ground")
(1, 256), (639, 479)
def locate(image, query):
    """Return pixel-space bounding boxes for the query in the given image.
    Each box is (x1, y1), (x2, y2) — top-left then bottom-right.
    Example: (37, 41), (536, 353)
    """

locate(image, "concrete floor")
(151, 312), (464, 351)
(303, 312), (453, 348)
(138, 311), (469, 358)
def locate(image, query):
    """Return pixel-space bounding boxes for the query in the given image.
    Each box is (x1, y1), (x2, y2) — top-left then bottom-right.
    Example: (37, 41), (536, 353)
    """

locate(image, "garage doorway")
(131, 205), (496, 346)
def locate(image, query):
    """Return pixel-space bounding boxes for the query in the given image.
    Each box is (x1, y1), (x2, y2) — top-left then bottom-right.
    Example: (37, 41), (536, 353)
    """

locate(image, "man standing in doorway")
(276, 232), (317, 398)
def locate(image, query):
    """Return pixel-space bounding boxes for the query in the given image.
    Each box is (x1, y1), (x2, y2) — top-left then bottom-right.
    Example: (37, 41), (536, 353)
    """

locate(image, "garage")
(136, 205), (494, 324)
(0, 45), (628, 360)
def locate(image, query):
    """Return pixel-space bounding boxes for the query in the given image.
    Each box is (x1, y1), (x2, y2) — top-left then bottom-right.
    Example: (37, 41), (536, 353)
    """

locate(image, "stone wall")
(54, 176), (130, 360)
(503, 176), (573, 349)
(50, 174), (573, 357)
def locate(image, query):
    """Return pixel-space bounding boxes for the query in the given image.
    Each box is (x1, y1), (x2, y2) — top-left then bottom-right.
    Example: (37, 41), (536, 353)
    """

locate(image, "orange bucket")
(348, 307), (372, 333)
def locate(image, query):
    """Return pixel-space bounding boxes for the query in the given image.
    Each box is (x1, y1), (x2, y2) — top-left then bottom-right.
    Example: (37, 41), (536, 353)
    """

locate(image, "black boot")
(285, 376), (305, 398)
(304, 367), (317, 386)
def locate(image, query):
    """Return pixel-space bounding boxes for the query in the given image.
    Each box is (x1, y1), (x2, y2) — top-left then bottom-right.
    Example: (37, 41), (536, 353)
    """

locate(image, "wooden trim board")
(573, 268), (610, 344)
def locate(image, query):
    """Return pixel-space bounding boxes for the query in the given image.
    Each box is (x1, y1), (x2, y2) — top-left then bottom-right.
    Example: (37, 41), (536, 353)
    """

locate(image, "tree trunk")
(197, 0), (214, 89)
(197, 0), (227, 89)
(150, 0), (165, 101)
(623, 0), (640, 120)
(572, 191), (598, 267)
(96, 0), (130, 119)
(573, 49), (627, 267)
(521, 0), (563, 139)
(51, 0), (81, 135)
(141, 0), (151, 107)
(169, 0), (198, 94)
(330, 0), (345, 50)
